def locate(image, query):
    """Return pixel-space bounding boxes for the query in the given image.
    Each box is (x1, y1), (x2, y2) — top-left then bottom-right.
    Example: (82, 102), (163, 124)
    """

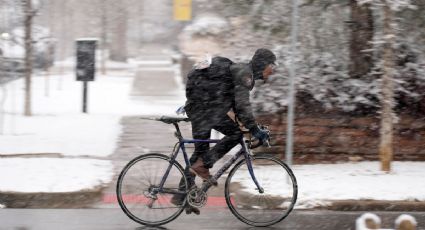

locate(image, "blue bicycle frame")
(156, 122), (264, 194)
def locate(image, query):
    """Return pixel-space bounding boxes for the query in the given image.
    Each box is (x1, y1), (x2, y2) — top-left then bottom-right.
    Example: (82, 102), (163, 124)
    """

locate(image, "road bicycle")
(116, 116), (298, 227)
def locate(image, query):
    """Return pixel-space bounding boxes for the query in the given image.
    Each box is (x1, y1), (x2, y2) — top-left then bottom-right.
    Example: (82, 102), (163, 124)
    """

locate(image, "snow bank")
(0, 158), (113, 193)
(236, 161), (425, 209)
(294, 161), (425, 203)
(0, 71), (184, 157)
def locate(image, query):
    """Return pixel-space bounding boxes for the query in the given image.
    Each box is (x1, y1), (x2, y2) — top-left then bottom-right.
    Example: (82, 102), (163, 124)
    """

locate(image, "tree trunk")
(109, 0), (127, 62)
(349, 0), (374, 79)
(100, 0), (107, 75)
(23, 0), (33, 116)
(137, 0), (144, 51)
(379, 1), (395, 172)
(44, 0), (54, 97)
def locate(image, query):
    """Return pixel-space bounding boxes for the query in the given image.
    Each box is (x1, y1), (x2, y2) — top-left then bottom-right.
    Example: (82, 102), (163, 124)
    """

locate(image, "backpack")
(185, 56), (234, 106)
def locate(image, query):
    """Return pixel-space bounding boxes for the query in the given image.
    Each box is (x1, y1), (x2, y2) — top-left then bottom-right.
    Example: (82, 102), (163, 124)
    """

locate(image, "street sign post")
(76, 39), (97, 113)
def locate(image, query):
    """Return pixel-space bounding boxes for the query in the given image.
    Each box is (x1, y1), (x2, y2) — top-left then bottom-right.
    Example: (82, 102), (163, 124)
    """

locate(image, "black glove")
(250, 126), (270, 143)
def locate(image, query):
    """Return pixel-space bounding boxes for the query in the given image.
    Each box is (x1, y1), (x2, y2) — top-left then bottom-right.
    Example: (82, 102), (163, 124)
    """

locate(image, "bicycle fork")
(241, 139), (264, 193)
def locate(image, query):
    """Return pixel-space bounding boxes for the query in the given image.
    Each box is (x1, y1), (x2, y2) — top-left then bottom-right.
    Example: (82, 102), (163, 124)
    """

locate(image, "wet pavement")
(1, 209), (424, 230)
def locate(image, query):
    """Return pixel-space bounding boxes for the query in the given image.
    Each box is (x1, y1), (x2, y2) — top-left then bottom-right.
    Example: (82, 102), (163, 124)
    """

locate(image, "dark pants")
(176, 110), (242, 196)
(188, 112), (243, 168)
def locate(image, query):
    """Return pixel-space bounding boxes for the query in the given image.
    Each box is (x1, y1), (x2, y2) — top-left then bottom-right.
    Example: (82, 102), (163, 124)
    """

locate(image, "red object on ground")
(105, 194), (228, 207)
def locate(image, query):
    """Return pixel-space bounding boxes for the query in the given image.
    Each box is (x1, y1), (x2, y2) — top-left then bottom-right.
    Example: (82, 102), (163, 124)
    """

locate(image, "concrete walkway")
(96, 46), (233, 208)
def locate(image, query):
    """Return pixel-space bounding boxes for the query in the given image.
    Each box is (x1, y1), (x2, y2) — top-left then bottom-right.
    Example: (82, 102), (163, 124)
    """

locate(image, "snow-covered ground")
(0, 72), (184, 156)
(0, 59), (185, 194)
(55, 55), (140, 70)
(0, 158), (113, 193)
(235, 161), (425, 209)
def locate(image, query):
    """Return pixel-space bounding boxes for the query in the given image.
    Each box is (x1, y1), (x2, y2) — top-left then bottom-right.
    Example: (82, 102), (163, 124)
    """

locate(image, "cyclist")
(172, 48), (277, 214)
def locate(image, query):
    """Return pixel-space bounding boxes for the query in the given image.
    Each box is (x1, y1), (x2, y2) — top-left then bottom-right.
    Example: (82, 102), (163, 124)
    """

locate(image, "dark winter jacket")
(184, 60), (257, 130)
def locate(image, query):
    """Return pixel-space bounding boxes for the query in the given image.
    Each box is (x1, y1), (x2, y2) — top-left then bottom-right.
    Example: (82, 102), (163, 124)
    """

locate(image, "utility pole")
(22, 0), (35, 116)
(100, 0), (107, 75)
(285, 0), (299, 166)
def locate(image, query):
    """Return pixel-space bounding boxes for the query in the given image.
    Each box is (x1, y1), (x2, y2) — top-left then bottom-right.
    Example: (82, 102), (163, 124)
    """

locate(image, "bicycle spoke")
(225, 155), (297, 227)
(139, 165), (153, 185)
(117, 154), (188, 226)
(136, 177), (150, 188)
(158, 196), (166, 218)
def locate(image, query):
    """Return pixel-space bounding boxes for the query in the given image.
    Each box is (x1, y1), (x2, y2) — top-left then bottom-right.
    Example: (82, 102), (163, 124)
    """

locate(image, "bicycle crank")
(187, 187), (208, 208)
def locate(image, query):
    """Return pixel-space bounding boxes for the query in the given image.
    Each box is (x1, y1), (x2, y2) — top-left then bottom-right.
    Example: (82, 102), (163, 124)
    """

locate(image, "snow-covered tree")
(194, 0), (425, 117)
(359, 0), (418, 172)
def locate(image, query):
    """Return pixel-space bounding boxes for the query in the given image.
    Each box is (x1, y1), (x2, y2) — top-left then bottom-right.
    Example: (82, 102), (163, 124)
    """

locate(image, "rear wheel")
(224, 155), (297, 227)
(116, 153), (187, 226)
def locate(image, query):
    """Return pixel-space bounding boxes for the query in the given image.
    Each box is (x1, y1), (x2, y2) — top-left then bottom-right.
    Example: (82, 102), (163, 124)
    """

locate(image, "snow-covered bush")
(192, 0), (425, 115)
(183, 13), (229, 36)
(252, 41), (425, 115)
(252, 44), (381, 114)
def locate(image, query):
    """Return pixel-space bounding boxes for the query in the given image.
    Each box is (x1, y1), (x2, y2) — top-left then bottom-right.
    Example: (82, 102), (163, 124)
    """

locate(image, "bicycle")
(116, 116), (298, 227)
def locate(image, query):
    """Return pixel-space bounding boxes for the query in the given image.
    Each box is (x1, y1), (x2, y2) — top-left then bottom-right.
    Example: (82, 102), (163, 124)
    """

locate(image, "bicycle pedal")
(206, 177), (218, 187)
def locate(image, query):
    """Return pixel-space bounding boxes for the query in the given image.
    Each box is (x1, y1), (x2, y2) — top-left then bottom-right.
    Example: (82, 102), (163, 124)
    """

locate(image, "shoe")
(185, 206), (200, 215)
(189, 158), (218, 186)
(171, 194), (200, 215)
(170, 193), (185, 206)
(189, 158), (212, 181)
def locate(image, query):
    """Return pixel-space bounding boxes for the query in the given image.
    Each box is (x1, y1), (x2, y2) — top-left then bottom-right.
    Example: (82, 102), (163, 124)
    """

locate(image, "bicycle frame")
(156, 123), (264, 196)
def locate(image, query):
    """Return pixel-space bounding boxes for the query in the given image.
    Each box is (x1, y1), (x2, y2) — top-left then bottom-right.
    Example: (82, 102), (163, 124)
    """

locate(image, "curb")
(2, 190), (425, 211)
(0, 188), (104, 208)
(326, 200), (425, 212)
(103, 194), (425, 212)
(0, 155), (113, 208)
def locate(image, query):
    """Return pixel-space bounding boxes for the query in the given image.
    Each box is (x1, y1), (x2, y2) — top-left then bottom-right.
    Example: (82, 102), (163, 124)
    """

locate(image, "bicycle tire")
(116, 153), (188, 226)
(224, 154), (298, 227)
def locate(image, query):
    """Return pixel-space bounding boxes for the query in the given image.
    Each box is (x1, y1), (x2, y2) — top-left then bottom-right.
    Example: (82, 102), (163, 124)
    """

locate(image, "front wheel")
(224, 154), (298, 227)
(116, 153), (188, 226)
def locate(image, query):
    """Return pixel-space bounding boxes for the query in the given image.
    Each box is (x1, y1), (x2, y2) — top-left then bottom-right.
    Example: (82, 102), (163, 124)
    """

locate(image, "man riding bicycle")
(172, 48), (277, 214)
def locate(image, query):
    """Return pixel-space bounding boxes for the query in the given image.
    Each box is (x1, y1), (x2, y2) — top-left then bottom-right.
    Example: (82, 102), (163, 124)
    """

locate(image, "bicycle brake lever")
(264, 139), (271, 148)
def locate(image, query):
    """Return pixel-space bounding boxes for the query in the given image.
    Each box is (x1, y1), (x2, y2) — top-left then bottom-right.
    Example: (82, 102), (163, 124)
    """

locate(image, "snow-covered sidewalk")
(236, 161), (425, 209)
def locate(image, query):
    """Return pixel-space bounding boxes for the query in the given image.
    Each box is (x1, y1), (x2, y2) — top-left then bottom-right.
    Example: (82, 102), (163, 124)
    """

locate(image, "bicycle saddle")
(158, 116), (190, 124)
(140, 116), (190, 124)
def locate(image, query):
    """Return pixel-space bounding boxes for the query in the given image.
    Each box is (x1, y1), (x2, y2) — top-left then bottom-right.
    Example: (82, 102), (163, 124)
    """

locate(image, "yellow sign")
(174, 0), (192, 21)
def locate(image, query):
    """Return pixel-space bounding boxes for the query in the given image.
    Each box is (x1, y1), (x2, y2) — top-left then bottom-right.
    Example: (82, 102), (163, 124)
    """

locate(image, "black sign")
(76, 39), (97, 81)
